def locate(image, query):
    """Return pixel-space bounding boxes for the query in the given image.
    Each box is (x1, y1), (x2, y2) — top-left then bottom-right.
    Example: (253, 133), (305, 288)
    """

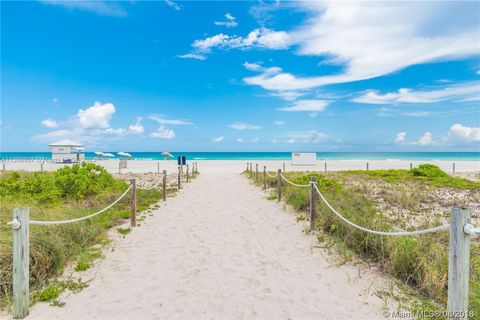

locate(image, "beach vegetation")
(116, 227), (131, 236)
(0, 163), (161, 309)
(248, 165), (480, 316)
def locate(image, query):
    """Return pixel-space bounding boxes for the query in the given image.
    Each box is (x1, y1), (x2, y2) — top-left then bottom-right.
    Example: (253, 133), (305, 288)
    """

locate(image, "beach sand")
(23, 172), (395, 320)
(3, 158), (480, 174)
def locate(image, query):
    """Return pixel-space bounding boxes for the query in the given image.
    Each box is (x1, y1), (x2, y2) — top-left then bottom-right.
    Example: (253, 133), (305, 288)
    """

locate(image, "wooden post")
(255, 164), (258, 182)
(12, 208), (29, 319)
(410, 163), (413, 170)
(447, 207), (471, 319)
(310, 176), (317, 231)
(246, 162), (249, 172)
(118, 161), (121, 174)
(177, 166), (181, 189)
(157, 162), (160, 174)
(283, 162), (285, 173)
(249, 163), (253, 178)
(453, 162), (456, 174)
(186, 164), (189, 182)
(324, 162), (327, 172)
(130, 179), (136, 227)
(40, 162), (44, 172)
(277, 169), (282, 202)
(163, 170), (167, 201)
(366, 162), (369, 171)
(2, 162), (5, 171)
(263, 166), (266, 190)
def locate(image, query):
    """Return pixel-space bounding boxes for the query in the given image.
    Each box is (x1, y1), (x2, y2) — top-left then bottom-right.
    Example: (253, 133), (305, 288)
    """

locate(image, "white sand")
(25, 172), (394, 320)
(3, 158), (480, 174)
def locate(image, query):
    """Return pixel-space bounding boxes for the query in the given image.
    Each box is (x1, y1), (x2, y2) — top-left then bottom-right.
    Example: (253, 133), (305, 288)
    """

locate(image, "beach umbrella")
(117, 152), (132, 158)
(94, 151), (106, 157)
(103, 153), (115, 157)
(161, 151), (173, 160)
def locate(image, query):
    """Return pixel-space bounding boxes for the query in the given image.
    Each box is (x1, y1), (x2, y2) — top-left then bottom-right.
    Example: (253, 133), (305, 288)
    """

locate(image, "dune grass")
(0, 163), (162, 309)
(246, 165), (479, 317)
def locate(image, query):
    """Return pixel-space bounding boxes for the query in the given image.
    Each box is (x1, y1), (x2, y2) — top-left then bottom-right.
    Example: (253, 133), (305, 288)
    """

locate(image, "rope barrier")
(280, 174), (310, 188)
(29, 185), (132, 225)
(313, 184), (449, 236)
(136, 174), (165, 190)
(265, 171), (276, 178)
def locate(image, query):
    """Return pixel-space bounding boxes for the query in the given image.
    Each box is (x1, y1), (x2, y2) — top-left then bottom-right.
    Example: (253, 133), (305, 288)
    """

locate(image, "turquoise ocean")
(1, 152), (479, 161)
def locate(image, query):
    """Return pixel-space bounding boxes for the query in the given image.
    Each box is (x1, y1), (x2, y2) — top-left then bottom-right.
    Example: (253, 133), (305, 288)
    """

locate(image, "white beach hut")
(48, 139), (85, 163)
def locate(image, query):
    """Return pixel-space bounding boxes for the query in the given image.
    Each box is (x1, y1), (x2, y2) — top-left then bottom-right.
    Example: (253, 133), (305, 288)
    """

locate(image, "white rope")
(30, 185), (132, 225)
(137, 174), (165, 190)
(280, 174), (310, 188)
(266, 171), (276, 178)
(313, 184), (449, 236)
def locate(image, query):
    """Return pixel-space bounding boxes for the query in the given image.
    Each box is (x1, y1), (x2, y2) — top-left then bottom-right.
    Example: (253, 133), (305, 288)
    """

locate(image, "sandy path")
(27, 173), (391, 320)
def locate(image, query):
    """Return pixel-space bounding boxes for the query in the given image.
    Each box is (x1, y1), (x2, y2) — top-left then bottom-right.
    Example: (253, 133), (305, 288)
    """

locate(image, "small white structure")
(48, 139), (85, 163)
(291, 152), (317, 166)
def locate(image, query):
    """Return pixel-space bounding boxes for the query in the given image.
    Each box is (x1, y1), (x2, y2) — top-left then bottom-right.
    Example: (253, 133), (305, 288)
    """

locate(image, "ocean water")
(1, 152), (479, 161)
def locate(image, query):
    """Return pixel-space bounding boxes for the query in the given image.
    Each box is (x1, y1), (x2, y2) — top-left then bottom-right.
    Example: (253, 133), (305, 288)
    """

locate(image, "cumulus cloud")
(149, 115), (193, 125)
(352, 82), (480, 104)
(395, 124), (479, 146)
(252, 137), (259, 142)
(41, 119), (58, 129)
(244, 2), (479, 91)
(228, 122), (261, 130)
(286, 130), (333, 144)
(77, 102), (115, 129)
(243, 62), (263, 72)
(150, 126), (175, 139)
(237, 138), (244, 143)
(128, 118), (144, 134)
(274, 120), (285, 126)
(278, 100), (329, 112)
(212, 136), (224, 142)
(192, 28), (290, 54)
(214, 13), (238, 28)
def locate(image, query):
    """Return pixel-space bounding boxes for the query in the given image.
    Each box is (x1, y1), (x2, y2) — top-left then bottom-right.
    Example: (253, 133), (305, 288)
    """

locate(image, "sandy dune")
(25, 172), (393, 320)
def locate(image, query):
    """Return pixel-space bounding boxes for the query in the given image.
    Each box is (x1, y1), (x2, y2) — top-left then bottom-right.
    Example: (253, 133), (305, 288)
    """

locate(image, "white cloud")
(447, 124), (480, 144)
(243, 62), (263, 71)
(192, 28), (290, 53)
(41, 119), (58, 129)
(104, 128), (128, 136)
(272, 139), (278, 143)
(274, 120), (285, 126)
(52, 97), (59, 104)
(395, 132), (407, 143)
(418, 132), (433, 146)
(128, 118), (144, 135)
(214, 13), (238, 28)
(77, 101), (115, 129)
(212, 136), (224, 142)
(228, 122), (261, 130)
(244, 2), (479, 91)
(279, 100), (329, 112)
(270, 90), (305, 101)
(149, 115), (193, 125)
(150, 126), (175, 139)
(353, 82), (480, 104)
(286, 130), (333, 144)
(252, 137), (259, 142)
(177, 53), (206, 60)
(164, 0), (181, 11)
(287, 138), (295, 144)
(237, 138), (244, 143)
(39, 0), (127, 17)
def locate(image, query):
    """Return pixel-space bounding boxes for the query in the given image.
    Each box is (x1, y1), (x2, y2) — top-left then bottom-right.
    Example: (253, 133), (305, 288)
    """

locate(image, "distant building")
(48, 139), (85, 163)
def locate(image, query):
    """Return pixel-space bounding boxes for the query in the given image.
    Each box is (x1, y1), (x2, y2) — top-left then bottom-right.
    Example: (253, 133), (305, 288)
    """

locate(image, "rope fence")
(246, 162), (479, 317)
(7, 162), (199, 319)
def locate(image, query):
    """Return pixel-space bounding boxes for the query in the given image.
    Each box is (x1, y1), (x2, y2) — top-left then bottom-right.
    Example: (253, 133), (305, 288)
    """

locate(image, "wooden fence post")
(453, 162), (456, 174)
(249, 163), (253, 178)
(277, 169), (282, 202)
(366, 162), (369, 171)
(263, 166), (266, 190)
(310, 176), (317, 231)
(410, 163), (413, 170)
(177, 166), (181, 189)
(2, 162), (5, 171)
(283, 162), (285, 173)
(246, 162), (249, 172)
(12, 208), (29, 319)
(157, 162), (160, 174)
(447, 207), (471, 319)
(130, 179), (136, 227)
(255, 164), (258, 182)
(186, 164), (189, 182)
(40, 162), (44, 172)
(324, 162), (327, 173)
(163, 170), (167, 201)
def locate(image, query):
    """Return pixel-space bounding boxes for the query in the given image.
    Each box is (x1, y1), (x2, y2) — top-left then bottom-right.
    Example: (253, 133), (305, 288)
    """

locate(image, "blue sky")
(1, 0), (479, 152)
